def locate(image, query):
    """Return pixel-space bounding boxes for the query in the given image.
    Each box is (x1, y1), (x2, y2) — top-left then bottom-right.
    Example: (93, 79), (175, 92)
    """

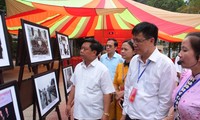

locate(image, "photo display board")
(56, 32), (71, 60)
(0, 12), (13, 69)
(32, 70), (61, 118)
(62, 65), (73, 95)
(0, 81), (24, 120)
(21, 19), (53, 65)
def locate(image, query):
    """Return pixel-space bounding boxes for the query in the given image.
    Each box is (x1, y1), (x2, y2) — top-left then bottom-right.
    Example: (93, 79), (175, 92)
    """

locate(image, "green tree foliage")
(146, 0), (184, 12)
(0, 0), (6, 11)
(177, 0), (200, 14)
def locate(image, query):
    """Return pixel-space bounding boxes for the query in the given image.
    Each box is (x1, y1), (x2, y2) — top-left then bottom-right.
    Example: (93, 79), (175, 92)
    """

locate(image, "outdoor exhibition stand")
(55, 31), (73, 105)
(17, 28), (61, 120)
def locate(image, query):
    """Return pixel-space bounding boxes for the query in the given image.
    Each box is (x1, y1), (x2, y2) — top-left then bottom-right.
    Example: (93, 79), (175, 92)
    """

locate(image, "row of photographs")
(0, 66), (73, 120)
(0, 11), (72, 70)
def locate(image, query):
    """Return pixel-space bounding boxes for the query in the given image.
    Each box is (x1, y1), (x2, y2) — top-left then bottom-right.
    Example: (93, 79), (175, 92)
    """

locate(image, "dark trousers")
(125, 114), (139, 120)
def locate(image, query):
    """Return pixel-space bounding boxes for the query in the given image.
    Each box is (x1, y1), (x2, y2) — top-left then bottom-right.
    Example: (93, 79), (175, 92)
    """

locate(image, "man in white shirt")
(66, 38), (115, 120)
(122, 22), (176, 120)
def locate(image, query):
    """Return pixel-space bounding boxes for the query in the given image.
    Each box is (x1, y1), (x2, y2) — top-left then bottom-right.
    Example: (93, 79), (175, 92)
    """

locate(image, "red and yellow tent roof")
(5, 0), (200, 42)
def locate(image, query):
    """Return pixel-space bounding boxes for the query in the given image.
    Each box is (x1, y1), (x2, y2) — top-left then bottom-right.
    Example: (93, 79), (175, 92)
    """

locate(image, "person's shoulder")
(130, 54), (139, 62)
(159, 53), (173, 63)
(115, 52), (122, 57)
(97, 60), (107, 68)
(100, 53), (107, 60)
(179, 69), (192, 83)
(117, 62), (123, 66)
(101, 53), (107, 57)
(116, 63), (123, 68)
(115, 53), (124, 61)
(74, 61), (83, 70)
(157, 53), (176, 70)
(96, 61), (110, 72)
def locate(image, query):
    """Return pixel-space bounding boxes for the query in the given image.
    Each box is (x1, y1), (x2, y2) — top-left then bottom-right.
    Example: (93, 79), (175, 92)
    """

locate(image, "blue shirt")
(100, 52), (124, 81)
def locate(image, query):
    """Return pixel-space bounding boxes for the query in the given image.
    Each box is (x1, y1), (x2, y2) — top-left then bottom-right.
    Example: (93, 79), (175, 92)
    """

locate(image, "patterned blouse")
(172, 70), (200, 120)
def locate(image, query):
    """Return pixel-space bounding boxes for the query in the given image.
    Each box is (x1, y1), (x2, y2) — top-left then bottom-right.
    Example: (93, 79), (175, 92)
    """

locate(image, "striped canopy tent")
(5, 0), (200, 42)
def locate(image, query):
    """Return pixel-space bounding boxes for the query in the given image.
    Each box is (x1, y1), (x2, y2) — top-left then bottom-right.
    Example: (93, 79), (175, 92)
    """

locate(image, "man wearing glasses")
(122, 22), (176, 120)
(100, 38), (124, 81)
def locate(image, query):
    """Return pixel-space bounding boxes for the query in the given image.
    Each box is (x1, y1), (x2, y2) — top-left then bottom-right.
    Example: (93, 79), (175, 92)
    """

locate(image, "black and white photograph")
(33, 70), (60, 118)
(0, 81), (24, 120)
(62, 66), (73, 94)
(0, 12), (13, 69)
(21, 19), (53, 65)
(56, 32), (71, 59)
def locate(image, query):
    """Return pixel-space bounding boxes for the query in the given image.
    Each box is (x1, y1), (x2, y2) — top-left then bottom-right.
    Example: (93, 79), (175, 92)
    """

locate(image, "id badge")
(129, 88), (137, 103)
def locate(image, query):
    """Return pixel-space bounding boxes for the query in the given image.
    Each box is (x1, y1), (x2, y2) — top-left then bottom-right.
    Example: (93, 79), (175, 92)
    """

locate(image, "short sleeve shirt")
(71, 58), (115, 119)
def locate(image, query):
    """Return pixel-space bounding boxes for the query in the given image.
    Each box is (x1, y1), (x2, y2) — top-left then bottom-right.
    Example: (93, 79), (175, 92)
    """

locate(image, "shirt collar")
(148, 48), (161, 63)
(81, 58), (99, 67)
(137, 48), (160, 63)
(106, 52), (118, 59)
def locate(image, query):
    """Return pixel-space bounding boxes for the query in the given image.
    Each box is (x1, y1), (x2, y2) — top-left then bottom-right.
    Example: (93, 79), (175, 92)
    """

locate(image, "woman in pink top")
(172, 32), (200, 120)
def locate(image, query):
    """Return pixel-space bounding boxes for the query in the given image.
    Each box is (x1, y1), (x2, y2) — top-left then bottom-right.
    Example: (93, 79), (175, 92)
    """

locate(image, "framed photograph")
(21, 19), (53, 65)
(0, 12), (13, 69)
(56, 32), (71, 59)
(32, 70), (61, 118)
(62, 66), (73, 95)
(0, 81), (24, 120)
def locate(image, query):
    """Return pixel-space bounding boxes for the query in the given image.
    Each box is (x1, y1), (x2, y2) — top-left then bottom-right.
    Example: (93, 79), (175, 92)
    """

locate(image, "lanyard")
(174, 76), (200, 109)
(137, 60), (151, 83)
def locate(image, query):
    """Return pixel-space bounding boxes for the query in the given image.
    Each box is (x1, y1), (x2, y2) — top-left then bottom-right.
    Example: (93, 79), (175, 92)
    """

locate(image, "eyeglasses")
(132, 38), (147, 44)
(106, 44), (113, 48)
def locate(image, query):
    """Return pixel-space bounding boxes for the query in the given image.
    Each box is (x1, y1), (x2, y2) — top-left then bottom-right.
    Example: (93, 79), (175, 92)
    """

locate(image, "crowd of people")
(65, 22), (200, 120)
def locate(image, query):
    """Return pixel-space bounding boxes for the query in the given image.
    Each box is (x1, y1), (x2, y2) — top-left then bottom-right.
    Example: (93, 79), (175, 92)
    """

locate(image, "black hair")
(185, 32), (200, 60)
(82, 38), (103, 56)
(107, 38), (118, 47)
(122, 39), (134, 51)
(132, 22), (158, 46)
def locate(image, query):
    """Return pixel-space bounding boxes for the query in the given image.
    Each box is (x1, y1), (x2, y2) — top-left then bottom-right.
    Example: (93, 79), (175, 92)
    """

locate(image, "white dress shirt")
(123, 48), (176, 120)
(71, 58), (115, 119)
